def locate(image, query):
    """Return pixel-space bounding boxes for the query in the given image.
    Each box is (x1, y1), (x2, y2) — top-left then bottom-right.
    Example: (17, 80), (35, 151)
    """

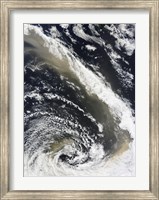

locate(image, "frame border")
(0, 0), (158, 199)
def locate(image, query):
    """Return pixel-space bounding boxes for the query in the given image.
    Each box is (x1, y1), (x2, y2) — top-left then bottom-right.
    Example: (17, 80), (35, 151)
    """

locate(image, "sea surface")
(24, 24), (135, 176)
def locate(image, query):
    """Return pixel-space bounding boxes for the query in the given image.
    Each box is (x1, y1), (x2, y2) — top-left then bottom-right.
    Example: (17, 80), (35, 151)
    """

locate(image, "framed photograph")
(0, 0), (158, 199)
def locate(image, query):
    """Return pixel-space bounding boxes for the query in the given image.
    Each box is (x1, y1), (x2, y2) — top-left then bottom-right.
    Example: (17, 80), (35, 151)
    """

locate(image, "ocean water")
(24, 24), (135, 176)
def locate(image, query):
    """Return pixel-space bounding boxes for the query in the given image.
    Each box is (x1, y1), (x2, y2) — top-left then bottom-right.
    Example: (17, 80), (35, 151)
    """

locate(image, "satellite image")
(24, 24), (135, 176)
